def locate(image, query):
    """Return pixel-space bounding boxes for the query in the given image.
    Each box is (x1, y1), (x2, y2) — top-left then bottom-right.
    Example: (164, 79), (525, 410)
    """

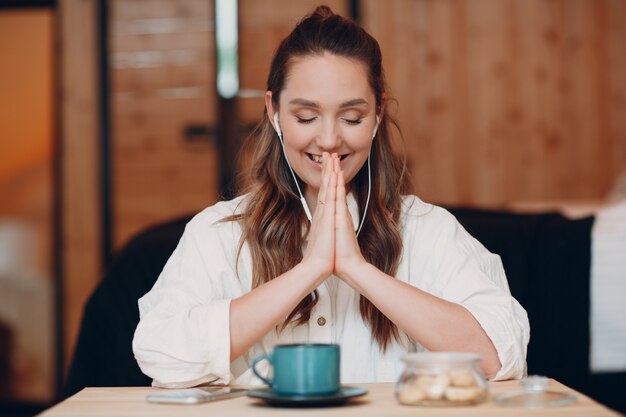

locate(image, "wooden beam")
(58, 0), (101, 375)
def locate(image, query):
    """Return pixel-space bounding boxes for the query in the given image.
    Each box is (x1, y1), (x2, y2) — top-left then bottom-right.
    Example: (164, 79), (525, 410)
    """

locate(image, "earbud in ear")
(273, 113), (282, 139)
(372, 115), (380, 140)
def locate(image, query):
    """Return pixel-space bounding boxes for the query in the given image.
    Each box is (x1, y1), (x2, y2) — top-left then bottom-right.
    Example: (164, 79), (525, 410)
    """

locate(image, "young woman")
(133, 6), (529, 388)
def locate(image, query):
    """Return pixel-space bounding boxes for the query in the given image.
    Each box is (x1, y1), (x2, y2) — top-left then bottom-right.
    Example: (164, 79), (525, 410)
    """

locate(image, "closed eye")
(343, 118), (363, 125)
(296, 116), (316, 124)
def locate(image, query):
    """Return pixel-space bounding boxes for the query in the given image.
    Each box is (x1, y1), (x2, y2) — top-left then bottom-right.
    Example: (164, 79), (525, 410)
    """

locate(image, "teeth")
(307, 154), (348, 163)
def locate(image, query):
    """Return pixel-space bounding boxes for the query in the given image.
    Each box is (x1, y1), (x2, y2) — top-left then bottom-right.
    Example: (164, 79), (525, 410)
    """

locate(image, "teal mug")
(251, 343), (340, 396)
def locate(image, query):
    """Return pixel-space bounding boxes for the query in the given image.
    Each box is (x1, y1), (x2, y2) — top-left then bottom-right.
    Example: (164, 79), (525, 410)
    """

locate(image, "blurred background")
(0, 0), (625, 414)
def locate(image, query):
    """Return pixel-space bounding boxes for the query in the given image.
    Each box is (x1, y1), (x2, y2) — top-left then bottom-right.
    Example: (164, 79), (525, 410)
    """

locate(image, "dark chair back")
(450, 208), (625, 414)
(62, 215), (191, 398)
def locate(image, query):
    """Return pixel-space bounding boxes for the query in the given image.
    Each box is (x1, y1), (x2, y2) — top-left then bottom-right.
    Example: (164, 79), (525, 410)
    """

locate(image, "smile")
(306, 153), (348, 164)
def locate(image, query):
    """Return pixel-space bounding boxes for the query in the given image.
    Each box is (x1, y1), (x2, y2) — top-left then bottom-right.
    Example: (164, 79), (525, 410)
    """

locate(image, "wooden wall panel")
(362, 0), (626, 207)
(110, 0), (218, 249)
(514, 0), (557, 200)
(466, 0), (520, 205)
(559, 0), (607, 197)
(608, 0), (626, 187)
(59, 0), (101, 372)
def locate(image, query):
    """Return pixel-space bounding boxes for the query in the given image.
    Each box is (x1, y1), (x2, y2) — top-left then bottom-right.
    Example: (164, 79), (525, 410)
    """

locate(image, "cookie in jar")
(396, 352), (488, 406)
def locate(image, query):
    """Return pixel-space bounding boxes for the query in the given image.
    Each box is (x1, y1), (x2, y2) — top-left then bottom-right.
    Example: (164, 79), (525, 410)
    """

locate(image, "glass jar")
(395, 352), (488, 406)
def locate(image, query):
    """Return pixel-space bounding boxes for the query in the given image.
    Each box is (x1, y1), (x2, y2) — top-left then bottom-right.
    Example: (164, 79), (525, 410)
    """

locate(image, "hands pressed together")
(302, 152), (368, 285)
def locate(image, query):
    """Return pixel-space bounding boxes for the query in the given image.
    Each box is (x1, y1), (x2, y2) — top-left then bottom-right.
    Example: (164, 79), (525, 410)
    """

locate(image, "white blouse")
(133, 194), (529, 388)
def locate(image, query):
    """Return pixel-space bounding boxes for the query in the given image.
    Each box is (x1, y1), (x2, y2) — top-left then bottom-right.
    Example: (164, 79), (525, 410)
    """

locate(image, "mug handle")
(251, 353), (273, 386)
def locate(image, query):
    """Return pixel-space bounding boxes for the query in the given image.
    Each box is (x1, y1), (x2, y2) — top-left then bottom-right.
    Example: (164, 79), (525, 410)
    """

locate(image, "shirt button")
(317, 316), (327, 326)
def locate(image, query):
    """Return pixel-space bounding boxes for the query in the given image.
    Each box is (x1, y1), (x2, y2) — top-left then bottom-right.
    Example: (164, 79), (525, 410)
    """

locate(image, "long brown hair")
(227, 6), (411, 350)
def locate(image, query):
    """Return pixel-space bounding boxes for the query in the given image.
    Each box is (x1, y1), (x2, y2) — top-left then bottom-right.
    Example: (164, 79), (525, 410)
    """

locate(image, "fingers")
(336, 169), (354, 232)
(333, 154), (345, 202)
(316, 152), (331, 210)
(313, 152), (342, 220)
(333, 159), (364, 282)
(331, 153), (347, 215)
(335, 156), (357, 238)
(336, 169), (346, 208)
(325, 156), (337, 212)
(303, 153), (336, 279)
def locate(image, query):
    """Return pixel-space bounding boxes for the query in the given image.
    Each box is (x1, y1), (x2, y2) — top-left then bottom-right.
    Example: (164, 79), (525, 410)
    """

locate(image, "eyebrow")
(288, 98), (369, 108)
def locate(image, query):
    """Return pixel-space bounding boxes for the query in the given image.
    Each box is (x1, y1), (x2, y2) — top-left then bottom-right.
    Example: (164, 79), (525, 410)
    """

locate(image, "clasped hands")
(302, 152), (368, 285)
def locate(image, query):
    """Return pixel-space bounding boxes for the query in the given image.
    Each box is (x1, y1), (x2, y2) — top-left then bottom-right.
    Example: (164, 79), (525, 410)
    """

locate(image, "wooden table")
(38, 380), (622, 416)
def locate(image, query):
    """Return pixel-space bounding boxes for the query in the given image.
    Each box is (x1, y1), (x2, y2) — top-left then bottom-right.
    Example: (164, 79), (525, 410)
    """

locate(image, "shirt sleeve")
(416, 207), (530, 380)
(132, 213), (243, 388)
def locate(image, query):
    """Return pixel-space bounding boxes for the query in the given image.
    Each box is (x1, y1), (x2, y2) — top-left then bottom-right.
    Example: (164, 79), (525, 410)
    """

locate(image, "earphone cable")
(276, 132), (313, 221)
(355, 151), (371, 238)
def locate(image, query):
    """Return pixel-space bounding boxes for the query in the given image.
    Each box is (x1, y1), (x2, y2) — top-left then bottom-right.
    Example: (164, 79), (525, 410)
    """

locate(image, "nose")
(315, 120), (341, 151)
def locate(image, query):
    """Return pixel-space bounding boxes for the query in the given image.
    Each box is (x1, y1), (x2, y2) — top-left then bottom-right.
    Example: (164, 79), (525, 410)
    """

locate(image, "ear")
(265, 91), (278, 131)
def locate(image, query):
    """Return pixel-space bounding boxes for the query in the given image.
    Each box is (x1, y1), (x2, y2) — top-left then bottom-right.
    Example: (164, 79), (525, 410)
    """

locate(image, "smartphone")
(146, 387), (248, 405)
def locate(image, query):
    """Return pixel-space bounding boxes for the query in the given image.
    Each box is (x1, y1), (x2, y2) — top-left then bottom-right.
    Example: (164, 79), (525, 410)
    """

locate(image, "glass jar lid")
(493, 375), (577, 408)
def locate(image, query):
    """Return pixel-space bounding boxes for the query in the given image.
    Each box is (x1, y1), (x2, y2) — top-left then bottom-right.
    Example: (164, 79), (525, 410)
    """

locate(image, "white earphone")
(272, 112), (378, 235)
(372, 115), (380, 140)
(273, 112), (282, 138)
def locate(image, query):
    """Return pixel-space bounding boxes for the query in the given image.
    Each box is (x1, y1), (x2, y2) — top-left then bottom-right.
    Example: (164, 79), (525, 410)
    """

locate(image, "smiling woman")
(132, 6), (530, 389)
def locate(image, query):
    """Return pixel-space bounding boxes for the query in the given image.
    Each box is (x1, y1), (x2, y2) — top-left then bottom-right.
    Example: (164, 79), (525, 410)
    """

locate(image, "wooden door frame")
(58, 0), (102, 395)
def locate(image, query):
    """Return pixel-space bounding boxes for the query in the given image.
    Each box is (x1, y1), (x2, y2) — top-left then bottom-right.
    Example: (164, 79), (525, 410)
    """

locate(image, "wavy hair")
(226, 5), (411, 350)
